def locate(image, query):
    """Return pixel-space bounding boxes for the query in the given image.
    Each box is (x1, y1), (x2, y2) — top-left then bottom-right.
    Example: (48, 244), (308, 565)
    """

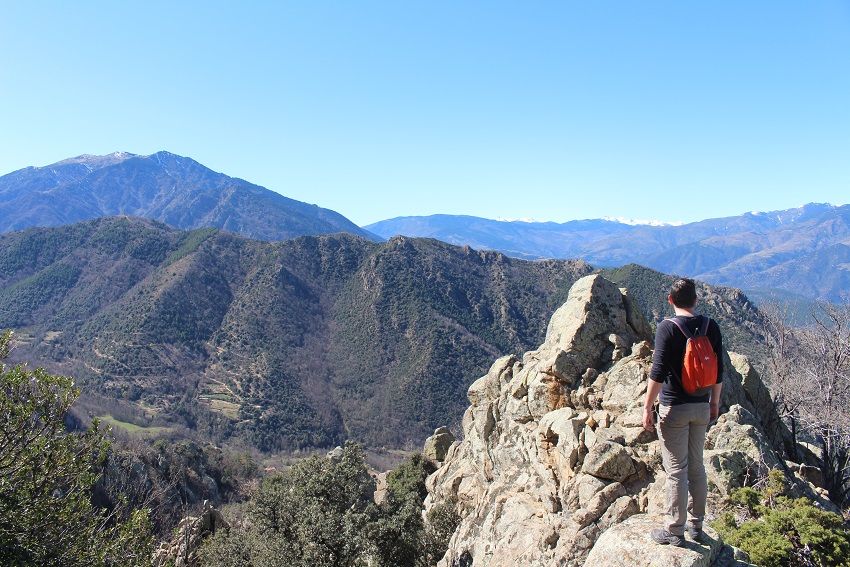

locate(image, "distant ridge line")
(365, 203), (850, 302)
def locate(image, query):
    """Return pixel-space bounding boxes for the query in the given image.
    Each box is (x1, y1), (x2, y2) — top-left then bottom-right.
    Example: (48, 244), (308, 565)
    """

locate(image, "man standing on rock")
(643, 277), (723, 547)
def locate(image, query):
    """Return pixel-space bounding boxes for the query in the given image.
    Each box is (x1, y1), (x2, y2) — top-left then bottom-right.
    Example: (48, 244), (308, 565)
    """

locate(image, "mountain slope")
(366, 204), (849, 301)
(647, 207), (850, 299)
(0, 218), (593, 449)
(0, 151), (378, 241)
(0, 218), (768, 451)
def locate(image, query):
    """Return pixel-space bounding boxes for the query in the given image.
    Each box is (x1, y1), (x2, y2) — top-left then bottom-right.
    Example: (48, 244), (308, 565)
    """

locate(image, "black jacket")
(649, 315), (723, 406)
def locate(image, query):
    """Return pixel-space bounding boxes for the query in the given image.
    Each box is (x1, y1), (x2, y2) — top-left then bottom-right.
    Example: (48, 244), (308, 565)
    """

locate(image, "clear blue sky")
(1, 1), (848, 226)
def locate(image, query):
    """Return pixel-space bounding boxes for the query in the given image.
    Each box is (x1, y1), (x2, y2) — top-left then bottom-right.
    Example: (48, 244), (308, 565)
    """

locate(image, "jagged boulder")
(704, 404), (782, 496)
(424, 426), (456, 463)
(374, 471), (389, 505)
(581, 441), (635, 482)
(541, 274), (649, 375)
(425, 274), (794, 567)
(728, 353), (793, 453)
(585, 514), (756, 567)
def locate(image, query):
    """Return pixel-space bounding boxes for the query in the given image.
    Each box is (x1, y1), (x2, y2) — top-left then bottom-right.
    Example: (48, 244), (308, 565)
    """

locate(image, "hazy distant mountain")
(0, 151), (379, 241)
(366, 204), (850, 301)
(646, 206), (850, 301)
(365, 215), (637, 260)
(0, 217), (764, 451)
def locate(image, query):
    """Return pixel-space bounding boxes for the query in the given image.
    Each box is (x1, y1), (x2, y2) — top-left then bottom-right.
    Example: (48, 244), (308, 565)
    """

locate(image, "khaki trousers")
(657, 403), (710, 536)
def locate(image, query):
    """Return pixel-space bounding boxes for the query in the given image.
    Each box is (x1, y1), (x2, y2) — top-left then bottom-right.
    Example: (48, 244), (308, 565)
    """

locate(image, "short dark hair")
(670, 278), (696, 308)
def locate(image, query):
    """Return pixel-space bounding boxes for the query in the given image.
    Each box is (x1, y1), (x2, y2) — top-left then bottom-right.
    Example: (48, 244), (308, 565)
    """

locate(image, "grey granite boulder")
(585, 514), (757, 567)
(424, 426), (456, 463)
(582, 441), (635, 482)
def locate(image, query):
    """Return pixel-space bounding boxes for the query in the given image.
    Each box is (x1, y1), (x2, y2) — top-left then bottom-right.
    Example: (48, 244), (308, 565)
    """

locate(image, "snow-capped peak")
(494, 217), (546, 223)
(602, 216), (684, 227)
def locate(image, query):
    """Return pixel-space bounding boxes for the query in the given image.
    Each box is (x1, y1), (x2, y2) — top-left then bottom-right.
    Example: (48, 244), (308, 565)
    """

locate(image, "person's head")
(669, 277), (697, 309)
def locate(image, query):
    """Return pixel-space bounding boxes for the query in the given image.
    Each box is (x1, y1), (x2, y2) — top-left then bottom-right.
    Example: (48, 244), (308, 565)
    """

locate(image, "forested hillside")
(0, 217), (767, 451)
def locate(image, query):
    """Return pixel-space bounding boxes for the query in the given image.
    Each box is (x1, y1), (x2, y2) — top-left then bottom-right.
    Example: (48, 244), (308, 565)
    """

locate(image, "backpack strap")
(667, 316), (711, 338)
(698, 316), (711, 337)
(666, 317), (694, 339)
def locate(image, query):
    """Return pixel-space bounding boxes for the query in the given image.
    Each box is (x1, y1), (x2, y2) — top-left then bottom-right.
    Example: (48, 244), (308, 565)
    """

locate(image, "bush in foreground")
(200, 445), (459, 566)
(712, 469), (850, 567)
(0, 331), (154, 566)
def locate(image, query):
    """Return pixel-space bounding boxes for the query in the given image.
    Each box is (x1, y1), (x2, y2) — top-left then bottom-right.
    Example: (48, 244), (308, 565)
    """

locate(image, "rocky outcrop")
(585, 515), (756, 567)
(425, 427), (456, 464)
(703, 405), (782, 497)
(728, 353), (794, 454)
(425, 274), (794, 567)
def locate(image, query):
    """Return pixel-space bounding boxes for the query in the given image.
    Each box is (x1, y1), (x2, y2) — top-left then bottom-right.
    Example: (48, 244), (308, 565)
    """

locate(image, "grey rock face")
(619, 286), (655, 344)
(729, 353), (793, 454)
(425, 274), (791, 567)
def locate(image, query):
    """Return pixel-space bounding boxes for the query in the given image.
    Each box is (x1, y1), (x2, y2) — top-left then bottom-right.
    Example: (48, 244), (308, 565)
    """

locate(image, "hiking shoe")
(651, 529), (684, 546)
(686, 526), (705, 543)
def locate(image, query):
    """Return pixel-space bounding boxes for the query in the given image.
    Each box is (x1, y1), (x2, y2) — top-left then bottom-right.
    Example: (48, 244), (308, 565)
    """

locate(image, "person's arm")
(645, 321), (671, 432)
(709, 382), (722, 424)
(643, 379), (663, 432)
(709, 320), (723, 423)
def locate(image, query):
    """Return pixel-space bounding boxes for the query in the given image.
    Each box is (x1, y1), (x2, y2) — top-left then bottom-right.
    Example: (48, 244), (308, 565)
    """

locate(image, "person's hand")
(710, 402), (720, 424)
(643, 407), (655, 432)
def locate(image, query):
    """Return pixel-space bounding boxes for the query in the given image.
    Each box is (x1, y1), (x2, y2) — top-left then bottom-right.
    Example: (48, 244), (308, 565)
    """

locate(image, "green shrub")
(201, 449), (459, 567)
(370, 453), (437, 567)
(423, 495), (461, 565)
(729, 486), (761, 516)
(386, 453), (435, 502)
(0, 330), (154, 566)
(201, 442), (375, 567)
(712, 469), (850, 567)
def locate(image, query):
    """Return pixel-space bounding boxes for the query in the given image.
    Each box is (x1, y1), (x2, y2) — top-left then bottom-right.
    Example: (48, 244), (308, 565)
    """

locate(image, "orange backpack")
(668, 316), (718, 396)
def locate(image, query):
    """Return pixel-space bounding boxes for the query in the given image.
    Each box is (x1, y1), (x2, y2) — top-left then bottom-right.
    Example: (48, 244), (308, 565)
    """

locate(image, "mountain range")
(0, 217), (764, 451)
(0, 151), (378, 242)
(366, 204), (850, 302)
(2, 152), (847, 303)
(0, 151), (837, 451)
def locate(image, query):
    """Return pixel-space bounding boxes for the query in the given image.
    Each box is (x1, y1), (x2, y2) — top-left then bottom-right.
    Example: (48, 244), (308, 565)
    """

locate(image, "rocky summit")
(424, 274), (829, 566)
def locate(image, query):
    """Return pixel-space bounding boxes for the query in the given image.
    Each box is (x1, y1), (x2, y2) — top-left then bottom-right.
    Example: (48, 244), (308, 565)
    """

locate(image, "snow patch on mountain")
(601, 216), (684, 227)
(493, 216), (684, 226)
(494, 217), (546, 223)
